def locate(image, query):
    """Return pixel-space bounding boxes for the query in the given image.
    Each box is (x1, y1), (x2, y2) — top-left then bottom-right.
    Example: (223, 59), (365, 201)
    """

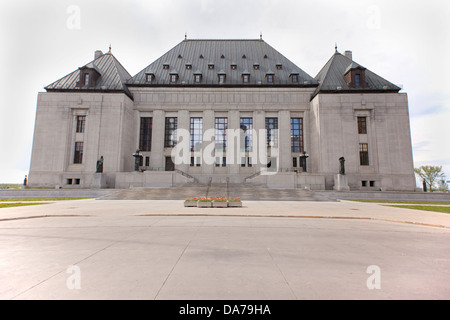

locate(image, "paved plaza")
(0, 199), (449, 300)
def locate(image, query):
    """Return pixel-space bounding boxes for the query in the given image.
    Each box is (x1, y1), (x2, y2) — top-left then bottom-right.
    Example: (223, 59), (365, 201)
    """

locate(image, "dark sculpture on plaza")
(96, 156), (104, 173)
(339, 157), (345, 175)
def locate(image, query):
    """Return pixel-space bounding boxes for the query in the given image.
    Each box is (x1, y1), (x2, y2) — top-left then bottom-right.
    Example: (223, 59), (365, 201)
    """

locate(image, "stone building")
(28, 38), (416, 190)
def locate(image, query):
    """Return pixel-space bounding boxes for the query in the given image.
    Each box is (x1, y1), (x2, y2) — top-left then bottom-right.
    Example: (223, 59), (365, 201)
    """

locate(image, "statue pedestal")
(333, 174), (350, 191)
(92, 173), (107, 189)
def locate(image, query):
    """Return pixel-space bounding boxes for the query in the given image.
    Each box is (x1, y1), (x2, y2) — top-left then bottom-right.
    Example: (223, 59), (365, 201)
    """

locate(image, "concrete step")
(99, 183), (336, 201)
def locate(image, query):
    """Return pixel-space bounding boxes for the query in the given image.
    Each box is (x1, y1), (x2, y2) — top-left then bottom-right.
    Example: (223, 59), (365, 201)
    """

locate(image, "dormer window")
(276, 63), (282, 70)
(77, 65), (100, 88)
(145, 73), (155, 83)
(208, 63), (215, 70)
(169, 71), (179, 83)
(242, 71), (250, 83)
(230, 63), (237, 70)
(253, 63), (260, 70)
(185, 63), (192, 70)
(194, 74), (202, 83)
(163, 63), (169, 70)
(290, 72), (299, 83)
(218, 71), (226, 84)
(344, 63), (367, 88)
(265, 70), (274, 83)
(84, 73), (90, 86)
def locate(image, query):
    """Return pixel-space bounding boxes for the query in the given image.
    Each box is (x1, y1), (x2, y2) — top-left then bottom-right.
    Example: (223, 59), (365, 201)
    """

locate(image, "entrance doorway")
(165, 157), (175, 171)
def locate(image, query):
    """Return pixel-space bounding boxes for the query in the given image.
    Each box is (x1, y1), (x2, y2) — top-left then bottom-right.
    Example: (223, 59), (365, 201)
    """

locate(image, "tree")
(414, 165), (445, 192)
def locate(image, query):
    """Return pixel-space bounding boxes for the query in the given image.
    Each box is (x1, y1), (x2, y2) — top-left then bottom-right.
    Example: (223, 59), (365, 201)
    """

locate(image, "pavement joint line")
(154, 228), (198, 300)
(10, 227), (139, 300)
(135, 213), (450, 229)
(0, 215), (91, 222)
(266, 247), (297, 299)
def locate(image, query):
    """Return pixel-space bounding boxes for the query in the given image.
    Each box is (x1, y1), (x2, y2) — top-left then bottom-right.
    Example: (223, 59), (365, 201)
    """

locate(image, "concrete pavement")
(0, 199), (449, 299)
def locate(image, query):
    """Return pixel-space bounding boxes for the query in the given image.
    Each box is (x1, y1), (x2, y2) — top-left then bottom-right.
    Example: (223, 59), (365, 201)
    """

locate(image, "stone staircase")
(99, 183), (336, 201)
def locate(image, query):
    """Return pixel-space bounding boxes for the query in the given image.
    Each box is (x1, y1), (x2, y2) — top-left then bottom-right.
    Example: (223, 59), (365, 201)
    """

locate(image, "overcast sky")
(0, 0), (449, 184)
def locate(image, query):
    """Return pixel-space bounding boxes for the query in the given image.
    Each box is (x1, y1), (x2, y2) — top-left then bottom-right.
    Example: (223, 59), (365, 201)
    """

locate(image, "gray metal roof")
(45, 51), (133, 98)
(312, 51), (400, 98)
(127, 39), (317, 87)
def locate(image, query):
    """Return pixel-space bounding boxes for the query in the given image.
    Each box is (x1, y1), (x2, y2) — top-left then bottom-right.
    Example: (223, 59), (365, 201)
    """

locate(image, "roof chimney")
(345, 50), (353, 60)
(94, 50), (103, 60)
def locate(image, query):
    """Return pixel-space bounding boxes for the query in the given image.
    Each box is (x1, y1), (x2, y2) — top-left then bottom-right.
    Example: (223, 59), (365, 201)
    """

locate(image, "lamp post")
(300, 151), (309, 172)
(133, 149), (142, 171)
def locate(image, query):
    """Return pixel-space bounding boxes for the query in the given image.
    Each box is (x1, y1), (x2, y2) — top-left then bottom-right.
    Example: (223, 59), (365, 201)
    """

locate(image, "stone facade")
(28, 40), (416, 191)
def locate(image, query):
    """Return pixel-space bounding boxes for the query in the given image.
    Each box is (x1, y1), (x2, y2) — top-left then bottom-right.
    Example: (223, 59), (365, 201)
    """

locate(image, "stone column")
(228, 110), (240, 175)
(202, 109), (214, 175)
(176, 110), (190, 172)
(150, 110), (165, 170)
(253, 110), (265, 173)
(278, 110), (291, 171)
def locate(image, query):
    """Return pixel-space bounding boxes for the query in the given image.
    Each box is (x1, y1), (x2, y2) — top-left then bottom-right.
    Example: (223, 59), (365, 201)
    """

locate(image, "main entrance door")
(165, 156), (175, 171)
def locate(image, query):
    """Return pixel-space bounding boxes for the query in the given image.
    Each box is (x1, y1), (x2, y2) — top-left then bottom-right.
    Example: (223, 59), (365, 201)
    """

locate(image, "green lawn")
(347, 200), (450, 205)
(386, 205), (450, 214)
(0, 203), (46, 209)
(0, 198), (93, 202)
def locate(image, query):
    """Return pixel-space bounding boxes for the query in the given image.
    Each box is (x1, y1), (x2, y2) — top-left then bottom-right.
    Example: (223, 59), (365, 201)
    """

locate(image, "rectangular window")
(145, 156), (150, 167)
(240, 118), (253, 152)
(265, 117), (278, 147)
(291, 118), (304, 153)
(73, 142), (83, 164)
(139, 117), (152, 151)
(190, 118), (203, 152)
(84, 73), (90, 86)
(215, 117), (228, 152)
(76, 115), (86, 133)
(293, 157), (297, 167)
(292, 74), (298, 83)
(243, 74), (250, 83)
(355, 74), (361, 87)
(194, 74), (201, 83)
(164, 117), (178, 148)
(357, 117), (367, 134)
(359, 143), (369, 166)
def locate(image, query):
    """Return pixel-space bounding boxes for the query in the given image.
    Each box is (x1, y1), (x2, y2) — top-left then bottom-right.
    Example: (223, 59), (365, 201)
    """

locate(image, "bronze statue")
(96, 156), (103, 173)
(339, 157), (345, 175)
